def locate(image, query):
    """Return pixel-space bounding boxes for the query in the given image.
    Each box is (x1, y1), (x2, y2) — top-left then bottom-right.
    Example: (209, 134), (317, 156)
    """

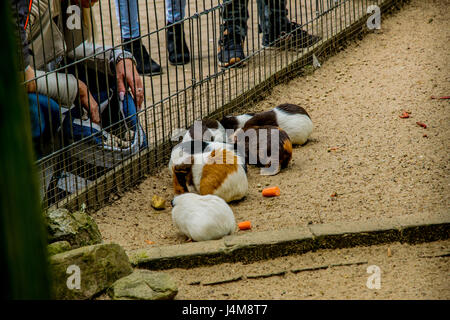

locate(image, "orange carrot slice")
(416, 122), (427, 128)
(238, 221), (251, 230)
(262, 186), (280, 197)
(399, 112), (410, 119)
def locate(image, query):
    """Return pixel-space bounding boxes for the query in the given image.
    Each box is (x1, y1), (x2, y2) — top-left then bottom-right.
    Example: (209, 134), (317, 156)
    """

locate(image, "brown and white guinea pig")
(234, 125), (292, 175)
(220, 113), (255, 131)
(171, 193), (236, 241)
(168, 140), (247, 176)
(241, 104), (313, 145)
(181, 119), (227, 143)
(172, 145), (248, 202)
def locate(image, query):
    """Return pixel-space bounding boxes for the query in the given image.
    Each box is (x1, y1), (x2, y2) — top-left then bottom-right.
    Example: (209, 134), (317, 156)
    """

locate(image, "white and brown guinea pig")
(168, 140), (247, 176)
(172, 145), (248, 203)
(220, 113), (255, 131)
(242, 104), (313, 145)
(182, 119), (227, 143)
(235, 125), (292, 175)
(171, 193), (236, 241)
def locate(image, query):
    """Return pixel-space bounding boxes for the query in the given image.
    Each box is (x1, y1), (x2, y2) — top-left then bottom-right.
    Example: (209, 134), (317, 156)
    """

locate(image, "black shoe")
(217, 31), (245, 68)
(166, 22), (190, 65)
(262, 22), (321, 49)
(123, 37), (162, 76)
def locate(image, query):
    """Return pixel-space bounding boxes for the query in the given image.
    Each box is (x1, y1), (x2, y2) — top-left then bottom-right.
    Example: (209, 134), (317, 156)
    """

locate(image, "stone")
(45, 208), (102, 247)
(108, 270), (178, 300)
(47, 241), (71, 256)
(50, 243), (133, 300)
(151, 195), (166, 210)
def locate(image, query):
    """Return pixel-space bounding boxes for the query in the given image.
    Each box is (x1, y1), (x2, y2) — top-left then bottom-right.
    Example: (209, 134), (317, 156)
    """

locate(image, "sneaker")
(124, 38), (162, 76)
(217, 31), (245, 68)
(166, 22), (190, 65)
(262, 22), (321, 50)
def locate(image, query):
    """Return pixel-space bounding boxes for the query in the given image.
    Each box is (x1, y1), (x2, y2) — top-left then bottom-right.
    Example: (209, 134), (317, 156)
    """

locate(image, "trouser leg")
(220, 0), (249, 42)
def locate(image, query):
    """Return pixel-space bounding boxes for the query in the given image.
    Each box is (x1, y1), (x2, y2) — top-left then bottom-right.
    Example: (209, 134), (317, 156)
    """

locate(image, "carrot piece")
(262, 186), (280, 197)
(399, 111), (410, 119)
(238, 221), (251, 230)
(416, 122), (427, 129)
(145, 240), (155, 245)
(431, 96), (450, 100)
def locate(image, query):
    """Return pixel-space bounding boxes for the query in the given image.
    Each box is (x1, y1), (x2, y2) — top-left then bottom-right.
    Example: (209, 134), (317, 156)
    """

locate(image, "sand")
(165, 239), (450, 300)
(92, 0), (450, 252)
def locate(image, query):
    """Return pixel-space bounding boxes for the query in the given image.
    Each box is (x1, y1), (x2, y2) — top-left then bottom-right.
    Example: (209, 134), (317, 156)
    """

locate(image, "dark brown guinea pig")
(242, 104), (313, 145)
(234, 125), (292, 175)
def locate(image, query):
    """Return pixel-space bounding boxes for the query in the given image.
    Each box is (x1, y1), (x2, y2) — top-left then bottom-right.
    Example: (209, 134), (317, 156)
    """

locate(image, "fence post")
(0, 0), (51, 299)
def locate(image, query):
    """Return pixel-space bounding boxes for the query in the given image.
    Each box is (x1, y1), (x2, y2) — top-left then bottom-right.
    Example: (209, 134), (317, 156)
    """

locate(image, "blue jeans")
(115, 0), (186, 37)
(115, 0), (140, 39)
(166, 0), (186, 23)
(62, 91), (140, 146)
(28, 93), (61, 139)
(28, 93), (61, 159)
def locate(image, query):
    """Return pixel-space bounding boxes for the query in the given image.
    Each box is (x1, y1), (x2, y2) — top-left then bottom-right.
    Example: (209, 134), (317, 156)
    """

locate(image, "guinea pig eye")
(171, 199), (175, 207)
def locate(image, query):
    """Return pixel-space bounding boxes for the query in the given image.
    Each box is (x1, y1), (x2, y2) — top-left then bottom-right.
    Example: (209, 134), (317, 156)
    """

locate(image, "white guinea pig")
(241, 104), (313, 145)
(171, 193), (236, 241)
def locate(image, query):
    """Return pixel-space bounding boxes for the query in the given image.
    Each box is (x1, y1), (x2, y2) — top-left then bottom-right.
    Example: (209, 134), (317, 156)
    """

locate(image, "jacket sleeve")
(10, 0), (32, 70)
(66, 41), (136, 77)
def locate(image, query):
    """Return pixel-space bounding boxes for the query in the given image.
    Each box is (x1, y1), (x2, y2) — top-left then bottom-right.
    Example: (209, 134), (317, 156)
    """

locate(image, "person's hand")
(78, 80), (100, 124)
(25, 66), (37, 93)
(115, 58), (144, 110)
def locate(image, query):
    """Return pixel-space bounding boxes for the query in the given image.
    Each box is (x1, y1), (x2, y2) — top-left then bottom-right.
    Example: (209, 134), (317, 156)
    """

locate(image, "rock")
(45, 208), (102, 247)
(48, 241), (71, 256)
(50, 243), (133, 300)
(151, 195), (166, 210)
(108, 270), (178, 300)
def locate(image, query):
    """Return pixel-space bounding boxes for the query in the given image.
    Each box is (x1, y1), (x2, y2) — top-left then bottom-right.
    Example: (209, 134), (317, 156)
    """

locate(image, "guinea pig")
(242, 104), (313, 145)
(168, 140), (247, 176)
(234, 125), (292, 175)
(181, 119), (227, 143)
(171, 193), (236, 241)
(220, 113), (255, 131)
(172, 146), (248, 202)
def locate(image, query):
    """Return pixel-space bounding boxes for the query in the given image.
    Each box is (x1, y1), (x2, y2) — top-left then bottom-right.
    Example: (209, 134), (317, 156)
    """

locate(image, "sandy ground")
(95, 239), (450, 300)
(92, 0), (450, 251)
(165, 239), (450, 300)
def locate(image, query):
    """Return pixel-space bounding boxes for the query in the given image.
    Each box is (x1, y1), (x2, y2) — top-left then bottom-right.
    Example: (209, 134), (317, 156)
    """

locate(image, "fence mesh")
(12, 0), (401, 211)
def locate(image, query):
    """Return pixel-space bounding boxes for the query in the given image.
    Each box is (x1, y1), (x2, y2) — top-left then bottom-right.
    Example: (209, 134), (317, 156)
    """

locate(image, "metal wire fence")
(13, 0), (402, 211)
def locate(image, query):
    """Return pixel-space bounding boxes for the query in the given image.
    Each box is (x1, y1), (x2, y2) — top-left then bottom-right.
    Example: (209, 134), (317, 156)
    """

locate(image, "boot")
(123, 37), (162, 76)
(166, 22), (190, 65)
(217, 30), (245, 68)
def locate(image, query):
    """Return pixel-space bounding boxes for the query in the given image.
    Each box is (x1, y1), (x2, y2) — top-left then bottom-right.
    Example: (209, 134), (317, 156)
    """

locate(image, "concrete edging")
(128, 213), (450, 270)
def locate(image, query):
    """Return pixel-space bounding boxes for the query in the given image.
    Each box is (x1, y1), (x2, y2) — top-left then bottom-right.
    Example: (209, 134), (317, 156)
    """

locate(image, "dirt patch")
(92, 0), (450, 252)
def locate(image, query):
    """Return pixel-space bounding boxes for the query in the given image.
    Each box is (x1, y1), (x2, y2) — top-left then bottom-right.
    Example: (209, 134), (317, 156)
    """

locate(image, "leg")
(217, 0), (249, 67)
(165, 0), (190, 65)
(115, 0), (162, 75)
(115, 0), (140, 40)
(28, 93), (62, 159)
(261, 0), (321, 49)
